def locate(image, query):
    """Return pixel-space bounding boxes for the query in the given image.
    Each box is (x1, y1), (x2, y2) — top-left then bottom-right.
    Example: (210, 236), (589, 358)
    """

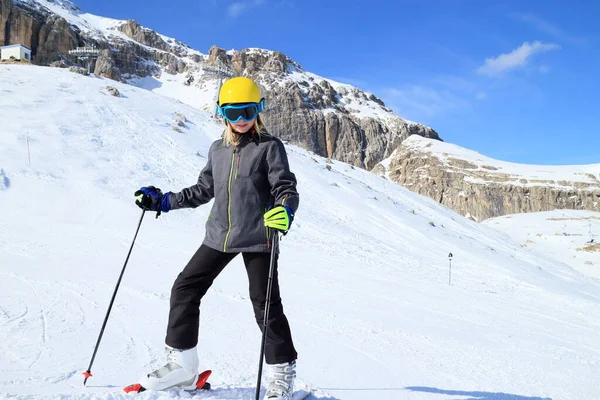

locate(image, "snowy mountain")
(484, 210), (600, 280)
(1, 0), (440, 171)
(374, 135), (600, 220)
(1, 64), (599, 400)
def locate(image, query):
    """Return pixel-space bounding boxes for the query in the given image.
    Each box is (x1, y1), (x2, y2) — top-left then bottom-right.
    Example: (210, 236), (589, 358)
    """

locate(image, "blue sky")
(73, 0), (599, 165)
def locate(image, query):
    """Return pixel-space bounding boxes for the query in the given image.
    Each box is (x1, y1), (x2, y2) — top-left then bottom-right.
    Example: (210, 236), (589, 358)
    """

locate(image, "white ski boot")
(138, 345), (200, 391)
(264, 360), (296, 400)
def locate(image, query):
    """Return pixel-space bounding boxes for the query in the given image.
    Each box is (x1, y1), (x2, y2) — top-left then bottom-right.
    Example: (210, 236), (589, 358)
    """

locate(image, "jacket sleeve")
(169, 145), (215, 210)
(266, 138), (299, 213)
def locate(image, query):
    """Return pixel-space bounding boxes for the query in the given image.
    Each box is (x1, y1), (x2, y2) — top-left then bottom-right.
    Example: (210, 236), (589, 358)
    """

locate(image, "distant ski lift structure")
(68, 46), (104, 75)
(202, 59), (235, 118)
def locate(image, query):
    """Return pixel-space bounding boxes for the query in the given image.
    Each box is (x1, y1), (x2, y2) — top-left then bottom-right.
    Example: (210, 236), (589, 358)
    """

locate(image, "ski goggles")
(217, 99), (265, 123)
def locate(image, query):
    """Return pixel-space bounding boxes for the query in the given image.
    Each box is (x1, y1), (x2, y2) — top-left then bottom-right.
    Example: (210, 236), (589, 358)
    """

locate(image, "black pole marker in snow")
(26, 135), (31, 167)
(448, 253), (453, 285)
(83, 209), (146, 385)
(255, 230), (279, 400)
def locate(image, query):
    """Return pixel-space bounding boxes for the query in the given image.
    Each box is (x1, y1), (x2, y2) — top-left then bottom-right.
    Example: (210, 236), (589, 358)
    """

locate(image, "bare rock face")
(0, 0), (80, 63)
(1, 0), (44, 53)
(35, 14), (79, 64)
(230, 48), (290, 76)
(117, 19), (169, 51)
(94, 55), (121, 80)
(377, 136), (600, 220)
(207, 45), (228, 65)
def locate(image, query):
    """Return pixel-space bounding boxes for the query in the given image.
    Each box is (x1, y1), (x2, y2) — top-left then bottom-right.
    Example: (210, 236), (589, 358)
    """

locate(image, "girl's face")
(230, 118), (255, 134)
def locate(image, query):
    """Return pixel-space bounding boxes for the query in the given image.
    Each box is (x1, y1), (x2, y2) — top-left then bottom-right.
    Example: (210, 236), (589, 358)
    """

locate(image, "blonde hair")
(223, 114), (267, 147)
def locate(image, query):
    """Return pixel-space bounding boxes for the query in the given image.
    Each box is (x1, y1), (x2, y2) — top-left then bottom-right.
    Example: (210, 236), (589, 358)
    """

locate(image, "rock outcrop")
(35, 13), (78, 64)
(376, 136), (600, 221)
(117, 19), (169, 52)
(105, 86), (120, 97)
(0, 0), (80, 63)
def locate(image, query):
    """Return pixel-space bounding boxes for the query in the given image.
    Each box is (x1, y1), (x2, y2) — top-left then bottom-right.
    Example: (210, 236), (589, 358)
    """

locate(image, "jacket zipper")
(265, 207), (271, 250)
(223, 148), (237, 252)
(235, 154), (241, 179)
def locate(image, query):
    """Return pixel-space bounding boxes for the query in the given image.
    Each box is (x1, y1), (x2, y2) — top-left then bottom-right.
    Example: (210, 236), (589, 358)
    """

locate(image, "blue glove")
(134, 186), (171, 218)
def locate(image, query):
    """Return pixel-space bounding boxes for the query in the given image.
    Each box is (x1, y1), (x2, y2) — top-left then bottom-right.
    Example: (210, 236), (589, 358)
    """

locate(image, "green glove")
(264, 205), (294, 231)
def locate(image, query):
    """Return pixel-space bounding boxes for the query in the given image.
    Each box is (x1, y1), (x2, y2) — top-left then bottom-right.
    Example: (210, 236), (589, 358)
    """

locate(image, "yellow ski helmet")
(218, 76), (262, 106)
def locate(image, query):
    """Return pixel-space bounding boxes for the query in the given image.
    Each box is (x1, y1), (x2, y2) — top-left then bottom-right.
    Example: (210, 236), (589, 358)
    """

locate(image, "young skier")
(133, 76), (299, 400)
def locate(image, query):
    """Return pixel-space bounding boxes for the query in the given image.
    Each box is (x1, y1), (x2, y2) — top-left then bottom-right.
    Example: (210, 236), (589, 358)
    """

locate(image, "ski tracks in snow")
(0, 272), (91, 389)
(0, 272), (49, 370)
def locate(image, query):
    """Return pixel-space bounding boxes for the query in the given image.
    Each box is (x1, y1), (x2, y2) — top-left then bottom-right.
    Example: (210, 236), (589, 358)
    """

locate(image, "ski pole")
(83, 209), (146, 385)
(255, 230), (279, 400)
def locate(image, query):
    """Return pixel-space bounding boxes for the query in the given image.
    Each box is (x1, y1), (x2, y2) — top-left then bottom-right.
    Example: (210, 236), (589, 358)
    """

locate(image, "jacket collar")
(233, 128), (263, 147)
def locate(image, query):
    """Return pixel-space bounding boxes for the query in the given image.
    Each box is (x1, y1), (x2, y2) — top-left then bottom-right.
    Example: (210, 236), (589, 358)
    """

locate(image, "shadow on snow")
(319, 386), (551, 400)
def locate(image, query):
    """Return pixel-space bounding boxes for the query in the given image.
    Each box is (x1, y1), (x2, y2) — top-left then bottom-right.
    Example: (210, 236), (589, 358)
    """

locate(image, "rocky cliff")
(0, 0), (202, 75)
(1, 0), (440, 170)
(0, 0), (80, 64)
(197, 47), (439, 169)
(374, 135), (600, 221)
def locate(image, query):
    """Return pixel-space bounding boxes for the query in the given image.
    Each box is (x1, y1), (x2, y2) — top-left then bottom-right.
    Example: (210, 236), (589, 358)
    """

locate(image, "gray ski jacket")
(168, 132), (299, 253)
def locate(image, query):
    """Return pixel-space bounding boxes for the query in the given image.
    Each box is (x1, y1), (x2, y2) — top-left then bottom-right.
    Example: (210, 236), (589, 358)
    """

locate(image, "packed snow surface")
(485, 210), (600, 280)
(1, 65), (599, 400)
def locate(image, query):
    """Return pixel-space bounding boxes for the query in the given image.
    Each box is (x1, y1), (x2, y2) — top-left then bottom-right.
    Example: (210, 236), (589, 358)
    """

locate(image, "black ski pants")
(165, 244), (297, 365)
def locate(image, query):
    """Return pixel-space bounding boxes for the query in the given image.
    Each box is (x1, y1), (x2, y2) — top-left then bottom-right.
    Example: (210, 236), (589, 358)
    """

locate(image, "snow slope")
(127, 73), (219, 115)
(1, 65), (600, 400)
(484, 210), (600, 280)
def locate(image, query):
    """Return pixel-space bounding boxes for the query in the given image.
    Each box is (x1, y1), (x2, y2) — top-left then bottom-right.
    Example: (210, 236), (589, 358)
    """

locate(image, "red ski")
(123, 369), (212, 393)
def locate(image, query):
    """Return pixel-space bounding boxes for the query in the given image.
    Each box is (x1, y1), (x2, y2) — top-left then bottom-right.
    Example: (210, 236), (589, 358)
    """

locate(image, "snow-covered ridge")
(404, 134), (600, 187)
(280, 70), (401, 122)
(15, 0), (80, 13)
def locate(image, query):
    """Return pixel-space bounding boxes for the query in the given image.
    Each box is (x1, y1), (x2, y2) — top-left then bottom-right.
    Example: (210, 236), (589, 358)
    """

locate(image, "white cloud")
(227, 0), (266, 18)
(477, 41), (560, 77)
(511, 13), (563, 38)
(433, 75), (479, 93)
(330, 76), (368, 87)
(384, 85), (470, 122)
(510, 12), (590, 47)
